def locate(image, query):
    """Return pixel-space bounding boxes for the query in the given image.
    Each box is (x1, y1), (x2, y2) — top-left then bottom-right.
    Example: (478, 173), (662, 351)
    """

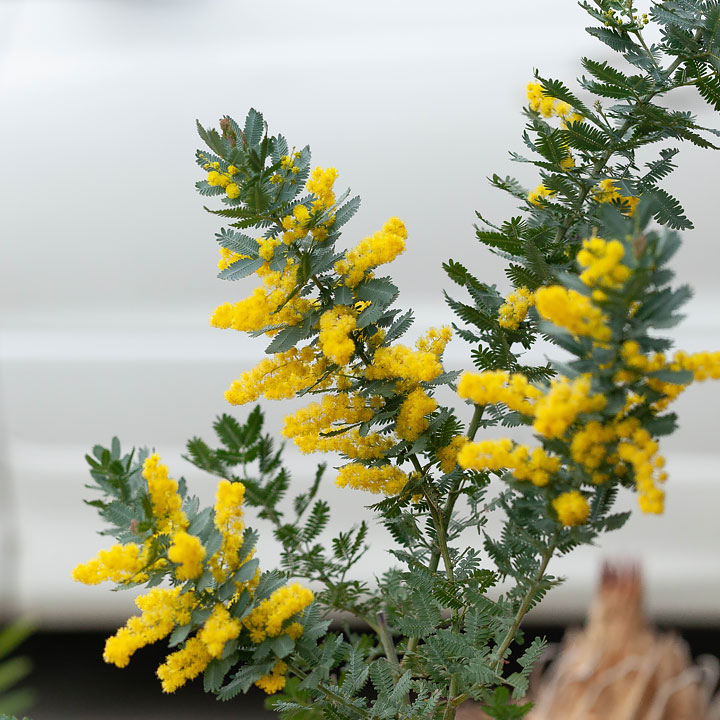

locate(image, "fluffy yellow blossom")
(283, 393), (394, 460)
(224, 346), (330, 405)
(319, 307), (356, 365)
(560, 155), (576, 170)
(143, 454), (188, 534)
(570, 421), (616, 473)
(209, 479), (258, 583)
(335, 463), (409, 495)
(72, 542), (147, 585)
(257, 236), (282, 262)
(592, 179), (639, 215)
(103, 588), (196, 668)
(616, 418), (666, 514)
(199, 603), (242, 658)
(436, 436), (469, 474)
(156, 636), (212, 693)
(535, 286), (611, 342)
(334, 217), (407, 287)
(255, 660), (288, 694)
(217, 247), (247, 270)
(243, 583), (314, 643)
(396, 387), (437, 442)
(577, 237), (630, 290)
(458, 438), (560, 487)
(226, 183), (241, 199)
(307, 166), (339, 210)
(533, 375), (606, 439)
(552, 490), (590, 526)
(415, 326), (453, 356)
(528, 183), (555, 206)
(210, 259), (316, 334)
(498, 287), (535, 329)
(457, 370), (542, 416)
(365, 345), (443, 384)
(167, 531), (205, 581)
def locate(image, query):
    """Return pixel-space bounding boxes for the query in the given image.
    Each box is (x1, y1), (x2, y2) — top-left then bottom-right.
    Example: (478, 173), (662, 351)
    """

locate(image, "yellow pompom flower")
(206, 171), (221, 186)
(335, 463), (409, 495)
(577, 237), (630, 290)
(72, 542), (147, 585)
(156, 636), (212, 693)
(457, 370), (542, 416)
(528, 184), (555, 206)
(307, 166), (339, 210)
(198, 604), (241, 658)
(396, 387), (437, 442)
(167, 531), (206, 581)
(552, 490), (590, 526)
(334, 217), (407, 287)
(255, 660), (288, 694)
(225, 183), (241, 199)
(103, 588), (196, 669)
(243, 583), (314, 643)
(142, 454), (188, 534)
(498, 287), (535, 329)
(535, 286), (611, 343)
(436, 436), (469, 474)
(365, 345), (443, 384)
(318, 307), (356, 365)
(533, 374), (606, 439)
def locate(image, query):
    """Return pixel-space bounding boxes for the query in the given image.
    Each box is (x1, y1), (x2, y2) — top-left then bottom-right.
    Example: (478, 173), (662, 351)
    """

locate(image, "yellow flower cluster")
(243, 583), (314, 643)
(307, 166), (339, 210)
(318, 306), (356, 365)
(256, 660), (289, 694)
(577, 237), (630, 295)
(334, 217), (407, 287)
(224, 346), (330, 405)
(526, 82), (583, 123)
(458, 438), (560, 487)
(396, 387), (438, 442)
(498, 286), (535, 329)
(103, 588), (196, 668)
(365, 344), (443, 385)
(199, 603), (242, 658)
(218, 246), (247, 270)
(616, 418), (666, 514)
(71, 542), (148, 585)
(533, 374), (606, 439)
(570, 421), (617, 483)
(167, 531), (206, 581)
(535, 286), (611, 342)
(210, 259), (316, 334)
(143, 454), (188, 534)
(552, 490), (590, 526)
(212, 479), (247, 578)
(415, 326), (453, 356)
(157, 636), (211, 693)
(335, 463), (409, 495)
(457, 370), (542, 416)
(593, 179), (639, 216)
(282, 393), (394, 460)
(206, 162), (241, 199)
(436, 436), (469, 474)
(528, 183), (555, 206)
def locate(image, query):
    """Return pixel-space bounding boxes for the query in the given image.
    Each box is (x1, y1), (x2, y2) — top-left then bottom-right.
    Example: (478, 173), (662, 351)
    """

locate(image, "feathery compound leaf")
(332, 195), (361, 229)
(243, 108), (265, 148)
(586, 26), (641, 54)
(646, 187), (693, 230)
(215, 228), (260, 257)
(217, 256), (266, 280)
(538, 76), (594, 118)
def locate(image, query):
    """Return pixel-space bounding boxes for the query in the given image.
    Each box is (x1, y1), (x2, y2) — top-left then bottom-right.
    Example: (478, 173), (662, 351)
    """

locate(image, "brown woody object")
(459, 563), (719, 720)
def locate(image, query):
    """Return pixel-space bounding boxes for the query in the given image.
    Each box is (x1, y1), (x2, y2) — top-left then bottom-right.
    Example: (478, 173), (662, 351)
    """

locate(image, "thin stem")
(284, 661), (372, 719)
(377, 610), (401, 678)
(443, 674), (459, 720)
(491, 536), (557, 675)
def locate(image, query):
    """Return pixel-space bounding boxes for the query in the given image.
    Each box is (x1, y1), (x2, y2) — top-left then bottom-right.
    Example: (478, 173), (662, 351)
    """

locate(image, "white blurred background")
(1, 0), (719, 633)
